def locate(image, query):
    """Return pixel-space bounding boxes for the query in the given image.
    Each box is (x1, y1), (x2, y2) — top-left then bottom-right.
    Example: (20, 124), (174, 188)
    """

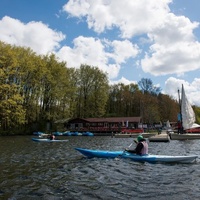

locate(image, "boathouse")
(65, 117), (142, 133)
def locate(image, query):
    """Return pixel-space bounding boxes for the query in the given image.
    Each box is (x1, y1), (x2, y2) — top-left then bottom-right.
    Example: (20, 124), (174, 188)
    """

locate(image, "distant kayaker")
(49, 133), (55, 140)
(125, 135), (148, 155)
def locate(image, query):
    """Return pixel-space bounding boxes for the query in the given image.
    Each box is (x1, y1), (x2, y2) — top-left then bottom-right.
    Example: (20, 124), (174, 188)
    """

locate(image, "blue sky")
(1, 0), (200, 106)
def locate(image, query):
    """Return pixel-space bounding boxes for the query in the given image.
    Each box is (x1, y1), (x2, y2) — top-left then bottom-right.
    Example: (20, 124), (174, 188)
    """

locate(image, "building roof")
(84, 117), (141, 123)
(66, 117), (141, 124)
(54, 118), (70, 123)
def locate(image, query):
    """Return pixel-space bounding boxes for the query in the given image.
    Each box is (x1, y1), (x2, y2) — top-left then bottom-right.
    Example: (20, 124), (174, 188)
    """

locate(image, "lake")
(0, 135), (200, 200)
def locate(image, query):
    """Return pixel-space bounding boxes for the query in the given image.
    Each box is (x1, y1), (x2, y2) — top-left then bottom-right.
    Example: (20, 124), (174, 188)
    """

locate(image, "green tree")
(138, 78), (161, 95)
(0, 42), (26, 132)
(106, 83), (140, 117)
(158, 93), (179, 123)
(193, 106), (200, 125)
(75, 64), (109, 118)
(1, 41), (200, 134)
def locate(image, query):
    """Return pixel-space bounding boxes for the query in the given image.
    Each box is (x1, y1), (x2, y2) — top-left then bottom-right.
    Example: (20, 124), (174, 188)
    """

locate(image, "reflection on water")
(0, 136), (200, 199)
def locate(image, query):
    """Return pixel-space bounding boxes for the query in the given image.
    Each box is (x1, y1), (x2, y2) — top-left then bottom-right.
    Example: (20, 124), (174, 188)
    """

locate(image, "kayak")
(33, 132), (48, 136)
(75, 148), (198, 163)
(82, 132), (94, 136)
(32, 138), (68, 142)
(63, 131), (72, 136)
(52, 131), (63, 136)
(71, 132), (82, 136)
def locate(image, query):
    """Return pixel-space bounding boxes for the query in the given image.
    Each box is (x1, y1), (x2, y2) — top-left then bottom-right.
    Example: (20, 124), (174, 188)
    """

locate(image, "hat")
(137, 135), (143, 142)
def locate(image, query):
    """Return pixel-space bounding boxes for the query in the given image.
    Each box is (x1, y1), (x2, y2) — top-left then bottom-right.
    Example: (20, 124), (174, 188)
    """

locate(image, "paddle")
(113, 140), (137, 160)
(125, 142), (133, 150)
(123, 139), (138, 154)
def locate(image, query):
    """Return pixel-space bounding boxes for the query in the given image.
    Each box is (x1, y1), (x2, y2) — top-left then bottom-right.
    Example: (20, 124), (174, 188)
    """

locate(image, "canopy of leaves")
(1, 41), (198, 135)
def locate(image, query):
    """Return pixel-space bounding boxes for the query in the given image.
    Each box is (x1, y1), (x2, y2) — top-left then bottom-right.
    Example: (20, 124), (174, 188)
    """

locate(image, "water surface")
(0, 136), (200, 200)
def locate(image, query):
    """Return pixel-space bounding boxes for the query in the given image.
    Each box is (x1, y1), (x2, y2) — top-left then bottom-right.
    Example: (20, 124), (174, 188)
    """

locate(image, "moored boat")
(63, 131), (72, 136)
(171, 85), (200, 140)
(52, 131), (63, 136)
(63, 131), (94, 136)
(82, 132), (94, 136)
(71, 132), (82, 136)
(75, 148), (198, 163)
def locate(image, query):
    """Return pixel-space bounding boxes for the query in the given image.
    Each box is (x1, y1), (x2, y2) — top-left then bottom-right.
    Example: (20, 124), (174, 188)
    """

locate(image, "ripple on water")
(0, 136), (200, 199)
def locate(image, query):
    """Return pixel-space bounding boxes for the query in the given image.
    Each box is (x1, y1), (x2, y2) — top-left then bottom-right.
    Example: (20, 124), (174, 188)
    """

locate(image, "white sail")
(181, 84), (199, 130)
(166, 120), (174, 133)
(166, 120), (171, 128)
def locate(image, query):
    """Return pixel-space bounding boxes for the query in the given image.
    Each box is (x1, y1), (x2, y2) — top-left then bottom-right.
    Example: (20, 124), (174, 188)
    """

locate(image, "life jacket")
(50, 135), (55, 140)
(140, 141), (148, 155)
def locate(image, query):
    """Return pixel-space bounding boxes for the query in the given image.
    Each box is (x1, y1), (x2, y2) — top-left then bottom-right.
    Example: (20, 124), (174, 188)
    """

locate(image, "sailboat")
(181, 84), (200, 130)
(166, 120), (173, 133)
(170, 84), (200, 140)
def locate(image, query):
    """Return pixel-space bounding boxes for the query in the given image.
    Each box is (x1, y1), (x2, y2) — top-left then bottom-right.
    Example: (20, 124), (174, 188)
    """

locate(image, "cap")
(137, 135), (143, 142)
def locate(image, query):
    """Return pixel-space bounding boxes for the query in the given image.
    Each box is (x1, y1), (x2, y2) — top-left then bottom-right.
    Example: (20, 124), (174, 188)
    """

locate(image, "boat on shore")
(75, 148), (197, 163)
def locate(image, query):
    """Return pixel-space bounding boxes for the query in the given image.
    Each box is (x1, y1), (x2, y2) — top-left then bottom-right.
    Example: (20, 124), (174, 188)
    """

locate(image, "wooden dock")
(169, 133), (200, 140)
(148, 131), (170, 142)
(115, 132), (157, 138)
(115, 131), (171, 142)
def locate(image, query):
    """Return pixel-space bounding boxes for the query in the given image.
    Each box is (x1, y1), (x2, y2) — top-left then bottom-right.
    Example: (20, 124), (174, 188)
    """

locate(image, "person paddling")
(125, 135), (148, 155)
(49, 133), (55, 140)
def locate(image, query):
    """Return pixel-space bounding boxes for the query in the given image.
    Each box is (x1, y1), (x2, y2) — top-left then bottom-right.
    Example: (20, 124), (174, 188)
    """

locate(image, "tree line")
(0, 41), (199, 135)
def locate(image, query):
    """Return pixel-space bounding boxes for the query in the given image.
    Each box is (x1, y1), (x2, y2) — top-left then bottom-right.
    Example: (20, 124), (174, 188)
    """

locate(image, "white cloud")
(57, 36), (107, 67)
(64, 0), (200, 79)
(56, 36), (139, 79)
(0, 16), (65, 54)
(63, 0), (172, 38)
(106, 64), (121, 79)
(63, 0), (90, 18)
(109, 40), (139, 63)
(164, 77), (200, 106)
(141, 13), (200, 76)
(109, 76), (137, 85)
(0, 15), (139, 80)
(1, 1), (200, 107)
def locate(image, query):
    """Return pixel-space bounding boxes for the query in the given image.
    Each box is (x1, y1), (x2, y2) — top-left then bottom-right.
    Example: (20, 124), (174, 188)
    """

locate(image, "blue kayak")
(82, 132), (94, 136)
(71, 132), (82, 136)
(32, 138), (68, 142)
(75, 148), (198, 163)
(33, 131), (48, 136)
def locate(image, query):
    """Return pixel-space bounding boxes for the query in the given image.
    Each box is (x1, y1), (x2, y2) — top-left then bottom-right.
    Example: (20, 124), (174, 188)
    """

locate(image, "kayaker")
(125, 135), (148, 155)
(49, 133), (55, 140)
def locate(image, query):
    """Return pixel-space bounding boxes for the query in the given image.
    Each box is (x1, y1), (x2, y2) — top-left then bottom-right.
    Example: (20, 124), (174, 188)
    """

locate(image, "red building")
(66, 117), (143, 133)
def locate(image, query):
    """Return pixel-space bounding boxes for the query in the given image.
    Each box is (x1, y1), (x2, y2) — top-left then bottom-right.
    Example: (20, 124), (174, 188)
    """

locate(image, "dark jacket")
(126, 138), (146, 155)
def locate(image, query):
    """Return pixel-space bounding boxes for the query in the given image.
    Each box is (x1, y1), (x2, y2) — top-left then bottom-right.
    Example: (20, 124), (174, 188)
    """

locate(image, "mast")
(178, 87), (183, 134)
